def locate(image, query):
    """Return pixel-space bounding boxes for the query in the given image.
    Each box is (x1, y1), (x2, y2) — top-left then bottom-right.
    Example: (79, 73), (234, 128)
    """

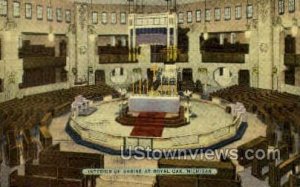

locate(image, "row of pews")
(0, 83), (119, 167)
(211, 85), (300, 147)
(10, 144), (104, 187)
(211, 85), (300, 187)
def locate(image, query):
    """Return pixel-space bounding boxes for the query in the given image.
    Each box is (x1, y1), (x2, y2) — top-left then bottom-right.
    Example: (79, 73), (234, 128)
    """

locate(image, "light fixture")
(203, 26), (209, 40)
(48, 26), (54, 42)
(291, 18), (298, 37)
(89, 33), (96, 42)
(48, 32), (54, 42)
(245, 24), (251, 39)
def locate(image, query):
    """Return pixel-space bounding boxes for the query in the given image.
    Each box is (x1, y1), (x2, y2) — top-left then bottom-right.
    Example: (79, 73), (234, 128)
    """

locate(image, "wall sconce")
(48, 32), (55, 42)
(89, 33), (96, 42)
(203, 26), (209, 40)
(245, 24), (251, 39)
(72, 67), (77, 75)
(291, 18), (298, 37)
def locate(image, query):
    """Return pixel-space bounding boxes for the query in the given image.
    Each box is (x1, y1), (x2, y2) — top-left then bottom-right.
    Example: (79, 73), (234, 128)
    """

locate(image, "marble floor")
(0, 106), (269, 187)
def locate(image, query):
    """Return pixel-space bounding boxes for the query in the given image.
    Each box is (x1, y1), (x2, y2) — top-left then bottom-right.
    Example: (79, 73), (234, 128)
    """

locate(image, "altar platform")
(67, 98), (246, 152)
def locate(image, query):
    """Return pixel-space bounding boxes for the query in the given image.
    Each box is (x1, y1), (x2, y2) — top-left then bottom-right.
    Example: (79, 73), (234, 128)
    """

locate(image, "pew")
(237, 136), (268, 167)
(39, 126), (53, 149)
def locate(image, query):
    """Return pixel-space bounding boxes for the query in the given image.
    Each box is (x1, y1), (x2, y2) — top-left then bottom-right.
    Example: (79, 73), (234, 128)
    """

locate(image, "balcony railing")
(99, 54), (138, 64)
(284, 54), (300, 67)
(98, 46), (139, 63)
(150, 53), (189, 63)
(201, 52), (245, 63)
(23, 57), (66, 69)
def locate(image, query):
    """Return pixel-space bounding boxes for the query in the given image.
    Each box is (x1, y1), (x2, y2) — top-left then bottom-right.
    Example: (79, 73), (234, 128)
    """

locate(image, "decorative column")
(272, 17), (285, 91)
(188, 29), (201, 81)
(257, 0), (274, 89)
(75, 3), (89, 84)
(87, 25), (96, 85)
(66, 24), (76, 87)
(1, 22), (23, 101)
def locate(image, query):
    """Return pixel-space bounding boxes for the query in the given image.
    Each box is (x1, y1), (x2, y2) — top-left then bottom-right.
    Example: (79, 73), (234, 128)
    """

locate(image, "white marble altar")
(128, 95), (180, 113)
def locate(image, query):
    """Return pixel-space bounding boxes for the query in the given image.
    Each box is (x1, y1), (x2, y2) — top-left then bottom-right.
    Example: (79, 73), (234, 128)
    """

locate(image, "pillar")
(1, 29), (23, 101)
(75, 3), (89, 83)
(257, 0), (273, 89)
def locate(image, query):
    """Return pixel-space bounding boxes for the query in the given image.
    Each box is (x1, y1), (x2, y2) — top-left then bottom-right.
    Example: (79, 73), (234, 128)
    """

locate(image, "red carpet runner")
(130, 112), (166, 137)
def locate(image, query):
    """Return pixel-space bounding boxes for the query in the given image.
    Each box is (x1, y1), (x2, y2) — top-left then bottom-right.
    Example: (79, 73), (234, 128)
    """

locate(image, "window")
(47, 7), (53, 21)
(101, 12), (107, 24)
(65, 9), (71, 23)
(92, 11), (98, 24)
(278, 0), (285, 14)
(0, 0), (7, 16)
(214, 8), (221, 21)
(205, 9), (211, 22)
(13, 1), (20, 18)
(196, 10), (201, 22)
(111, 12), (116, 24)
(235, 5), (242, 19)
(25, 3), (32, 19)
(56, 8), (62, 22)
(288, 0), (295, 13)
(120, 12), (126, 24)
(224, 7), (231, 20)
(37, 5), (43, 20)
(178, 12), (184, 23)
(246, 4), (253, 18)
(187, 11), (192, 23)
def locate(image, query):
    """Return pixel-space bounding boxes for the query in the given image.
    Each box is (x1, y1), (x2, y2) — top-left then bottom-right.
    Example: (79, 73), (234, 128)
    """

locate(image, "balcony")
(284, 54), (300, 67)
(23, 57), (66, 69)
(201, 52), (245, 63)
(98, 46), (138, 64)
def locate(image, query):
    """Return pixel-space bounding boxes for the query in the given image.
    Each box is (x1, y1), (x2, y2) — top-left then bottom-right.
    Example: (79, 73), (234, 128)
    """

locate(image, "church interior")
(0, 0), (300, 187)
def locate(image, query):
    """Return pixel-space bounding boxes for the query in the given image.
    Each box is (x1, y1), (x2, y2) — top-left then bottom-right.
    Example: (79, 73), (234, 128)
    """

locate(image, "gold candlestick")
(139, 79), (142, 95)
(146, 79), (148, 94)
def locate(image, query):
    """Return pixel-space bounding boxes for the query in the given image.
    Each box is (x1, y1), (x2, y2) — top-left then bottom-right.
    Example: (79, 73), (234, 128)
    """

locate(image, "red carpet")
(130, 112), (165, 137)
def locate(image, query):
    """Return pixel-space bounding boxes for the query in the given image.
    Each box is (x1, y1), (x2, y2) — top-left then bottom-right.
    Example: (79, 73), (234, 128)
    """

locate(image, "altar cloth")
(128, 95), (180, 113)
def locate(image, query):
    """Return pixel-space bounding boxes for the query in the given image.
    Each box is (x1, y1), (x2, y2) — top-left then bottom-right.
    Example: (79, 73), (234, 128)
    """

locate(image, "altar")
(128, 95), (180, 113)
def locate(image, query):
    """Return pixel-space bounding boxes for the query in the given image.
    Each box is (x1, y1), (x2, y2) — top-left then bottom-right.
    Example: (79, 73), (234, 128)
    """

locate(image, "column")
(66, 27), (76, 87)
(2, 30), (23, 101)
(257, 0), (273, 89)
(75, 3), (89, 83)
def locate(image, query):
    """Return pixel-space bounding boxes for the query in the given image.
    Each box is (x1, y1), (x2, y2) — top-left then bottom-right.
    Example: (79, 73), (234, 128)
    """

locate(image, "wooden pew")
(52, 102), (71, 117)
(237, 136), (268, 167)
(39, 126), (53, 149)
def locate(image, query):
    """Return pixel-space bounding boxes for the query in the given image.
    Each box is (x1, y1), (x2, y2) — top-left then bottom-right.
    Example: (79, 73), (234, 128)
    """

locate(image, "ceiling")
(73, 0), (205, 5)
